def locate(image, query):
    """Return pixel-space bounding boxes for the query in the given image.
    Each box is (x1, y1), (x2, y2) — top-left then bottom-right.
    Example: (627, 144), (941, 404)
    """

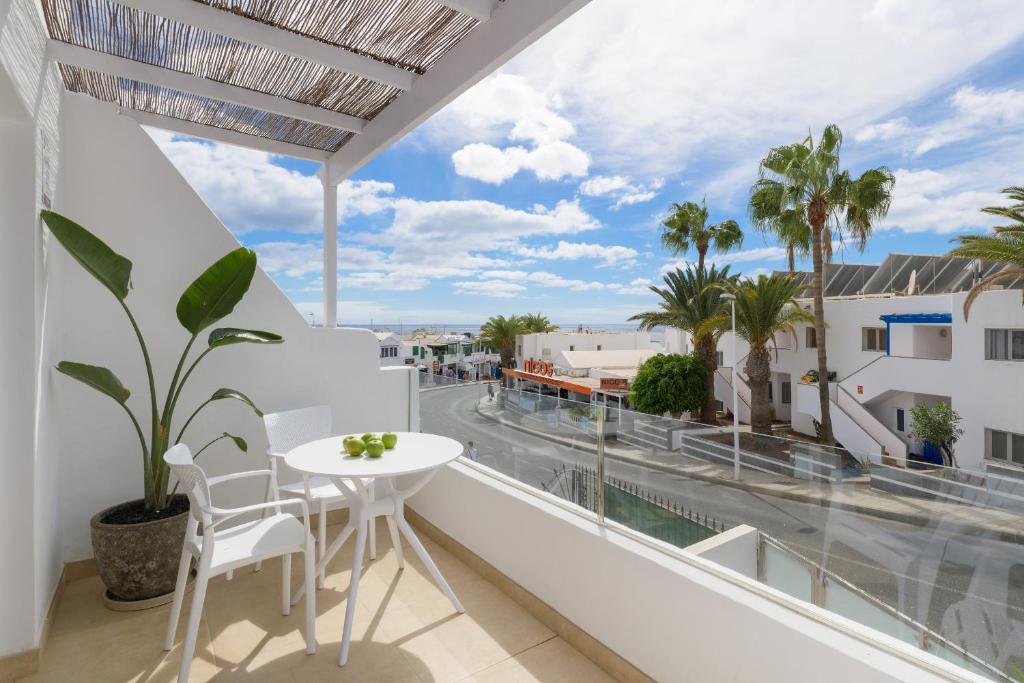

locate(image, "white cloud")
(855, 86), (1024, 156)
(612, 277), (656, 295)
(484, 269), (608, 292)
(146, 129), (394, 233)
(880, 167), (1005, 234)
(430, 0), (1024, 203)
(453, 280), (527, 298)
(451, 141), (589, 184)
(438, 74), (591, 184)
(579, 175), (664, 209)
(579, 175), (631, 196)
(661, 246), (789, 274)
(513, 240), (638, 266)
(854, 117), (913, 143)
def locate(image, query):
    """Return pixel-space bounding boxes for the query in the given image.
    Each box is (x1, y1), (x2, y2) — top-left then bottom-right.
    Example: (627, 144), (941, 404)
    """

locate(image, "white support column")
(323, 177), (338, 328)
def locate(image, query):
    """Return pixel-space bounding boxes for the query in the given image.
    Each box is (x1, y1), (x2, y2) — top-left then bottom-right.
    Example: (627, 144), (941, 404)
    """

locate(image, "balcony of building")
(4, 0), (1023, 681)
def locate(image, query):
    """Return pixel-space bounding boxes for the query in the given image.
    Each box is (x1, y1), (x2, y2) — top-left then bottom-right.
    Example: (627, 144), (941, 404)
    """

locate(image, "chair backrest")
(263, 405), (332, 456)
(164, 443), (210, 523)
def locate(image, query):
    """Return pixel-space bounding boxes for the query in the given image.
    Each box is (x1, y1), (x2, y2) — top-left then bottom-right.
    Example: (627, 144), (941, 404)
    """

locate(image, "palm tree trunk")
(696, 335), (718, 423)
(747, 345), (772, 434)
(809, 208), (834, 445)
(787, 245), (795, 273)
(697, 245), (707, 272)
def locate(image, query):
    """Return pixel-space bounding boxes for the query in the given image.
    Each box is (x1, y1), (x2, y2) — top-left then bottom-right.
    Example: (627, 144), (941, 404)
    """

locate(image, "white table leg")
(339, 507), (368, 666)
(386, 515), (404, 569)
(291, 519), (355, 606)
(396, 511), (464, 613)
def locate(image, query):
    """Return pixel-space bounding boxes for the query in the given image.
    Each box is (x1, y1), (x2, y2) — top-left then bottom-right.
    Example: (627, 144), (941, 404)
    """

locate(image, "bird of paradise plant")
(41, 210), (282, 514)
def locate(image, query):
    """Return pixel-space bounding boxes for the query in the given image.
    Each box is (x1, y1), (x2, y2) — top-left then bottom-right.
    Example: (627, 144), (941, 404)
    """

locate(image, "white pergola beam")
(325, 0), (591, 185)
(436, 0), (497, 21)
(116, 105), (331, 161)
(114, 0), (416, 91)
(50, 40), (367, 133)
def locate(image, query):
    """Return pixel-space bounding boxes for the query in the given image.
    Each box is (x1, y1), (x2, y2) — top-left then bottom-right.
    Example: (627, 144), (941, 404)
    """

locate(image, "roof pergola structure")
(41, 0), (590, 326)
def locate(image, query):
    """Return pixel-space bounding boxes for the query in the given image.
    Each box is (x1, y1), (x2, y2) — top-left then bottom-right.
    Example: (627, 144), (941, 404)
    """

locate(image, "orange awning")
(503, 368), (594, 397)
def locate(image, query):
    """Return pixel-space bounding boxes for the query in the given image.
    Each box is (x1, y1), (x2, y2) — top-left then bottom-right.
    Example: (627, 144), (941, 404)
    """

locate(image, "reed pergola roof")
(41, 0), (493, 157)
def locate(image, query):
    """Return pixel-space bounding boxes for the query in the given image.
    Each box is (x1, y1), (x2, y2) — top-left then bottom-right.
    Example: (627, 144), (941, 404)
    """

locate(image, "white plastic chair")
(163, 444), (316, 683)
(262, 406), (376, 588)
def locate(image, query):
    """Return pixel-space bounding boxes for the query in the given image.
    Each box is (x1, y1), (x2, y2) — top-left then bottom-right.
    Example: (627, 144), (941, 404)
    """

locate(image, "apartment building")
(713, 255), (1024, 472)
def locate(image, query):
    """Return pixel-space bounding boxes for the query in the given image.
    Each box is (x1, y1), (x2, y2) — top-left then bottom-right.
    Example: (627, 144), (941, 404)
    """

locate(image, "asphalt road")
(420, 383), (1024, 678)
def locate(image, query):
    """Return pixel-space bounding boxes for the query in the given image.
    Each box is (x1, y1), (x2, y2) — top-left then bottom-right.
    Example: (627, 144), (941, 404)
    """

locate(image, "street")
(421, 383), (1024, 678)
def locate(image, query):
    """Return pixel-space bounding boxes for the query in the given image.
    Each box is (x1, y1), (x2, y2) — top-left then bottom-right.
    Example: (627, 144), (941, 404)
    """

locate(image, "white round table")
(285, 432), (464, 666)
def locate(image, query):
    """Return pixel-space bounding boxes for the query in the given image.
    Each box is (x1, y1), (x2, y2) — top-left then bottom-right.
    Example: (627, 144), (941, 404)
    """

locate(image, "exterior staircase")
(794, 381), (906, 464)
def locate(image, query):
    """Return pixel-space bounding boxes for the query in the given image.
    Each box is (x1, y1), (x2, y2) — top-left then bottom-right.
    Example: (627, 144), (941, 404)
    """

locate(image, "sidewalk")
(474, 398), (1024, 544)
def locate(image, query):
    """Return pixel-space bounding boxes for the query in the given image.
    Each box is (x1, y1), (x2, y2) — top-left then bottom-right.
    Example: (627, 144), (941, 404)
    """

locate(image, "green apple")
(343, 436), (365, 456)
(365, 439), (385, 458)
(361, 432), (377, 444)
(381, 432), (398, 449)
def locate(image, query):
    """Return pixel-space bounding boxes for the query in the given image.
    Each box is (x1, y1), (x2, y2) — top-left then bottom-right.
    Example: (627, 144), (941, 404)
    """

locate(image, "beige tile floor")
(25, 518), (616, 682)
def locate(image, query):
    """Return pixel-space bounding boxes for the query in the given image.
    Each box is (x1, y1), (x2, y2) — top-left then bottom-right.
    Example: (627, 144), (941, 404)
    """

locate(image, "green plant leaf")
(176, 248), (257, 335)
(41, 211), (132, 300)
(56, 361), (130, 404)
(207, 327), (283, 348)
(225, 433), (248, 452)
(209, 388), (263, 417)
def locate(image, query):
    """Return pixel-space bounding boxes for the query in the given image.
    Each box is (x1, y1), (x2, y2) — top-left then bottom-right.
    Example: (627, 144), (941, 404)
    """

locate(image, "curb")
(473, 401), (1023, 544)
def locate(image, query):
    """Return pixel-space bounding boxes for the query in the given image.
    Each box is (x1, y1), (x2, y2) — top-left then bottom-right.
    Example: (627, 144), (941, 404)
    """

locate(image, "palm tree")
(948, 185), (1024, 319)
(749, 125), (895, 444)
(698, 275), (813, 434)
(767, 210), (812, 273)
(520, 312), (558, 333)
(480, 315), (525, 368)
(630, 265), (737, 423)
(661, 199), (744, 271)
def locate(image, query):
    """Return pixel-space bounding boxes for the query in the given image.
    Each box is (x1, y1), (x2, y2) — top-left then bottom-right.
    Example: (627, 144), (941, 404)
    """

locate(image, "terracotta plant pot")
(89, 495), (189, 606)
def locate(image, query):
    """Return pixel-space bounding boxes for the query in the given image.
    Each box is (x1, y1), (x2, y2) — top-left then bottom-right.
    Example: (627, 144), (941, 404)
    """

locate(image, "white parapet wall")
(409, 462), (988, 683)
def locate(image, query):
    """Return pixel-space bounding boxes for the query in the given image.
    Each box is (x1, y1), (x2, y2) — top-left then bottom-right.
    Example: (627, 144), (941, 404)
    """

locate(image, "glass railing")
(418, 381), (1024, 681)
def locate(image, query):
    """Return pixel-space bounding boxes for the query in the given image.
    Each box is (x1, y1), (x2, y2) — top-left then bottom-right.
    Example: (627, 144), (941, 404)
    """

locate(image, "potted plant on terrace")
(909, 402), (964, 468)
(42, 210), (282, 609)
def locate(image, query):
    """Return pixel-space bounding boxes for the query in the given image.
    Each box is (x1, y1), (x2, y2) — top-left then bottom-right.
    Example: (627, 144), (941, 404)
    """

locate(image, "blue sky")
(150, 0), (1024, 325)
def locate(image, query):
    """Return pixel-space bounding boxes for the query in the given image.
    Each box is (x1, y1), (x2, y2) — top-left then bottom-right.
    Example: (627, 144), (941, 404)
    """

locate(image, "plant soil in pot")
(91, 495), (190, 608)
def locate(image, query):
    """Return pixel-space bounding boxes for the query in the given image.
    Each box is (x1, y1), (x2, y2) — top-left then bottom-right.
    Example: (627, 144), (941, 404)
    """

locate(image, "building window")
(716, 351), (724, 367)
(569, 345), (575, 351)
(380, 346), (398, 358)
(896, 408), (905, 432)
(781, 381), (791, 404)
(767, 383), (774, 403)
(806, 327), (817, 348)
(985, 329), (1024, 360)
(597, 345), (602, 351)
(862, 327), (887, 352)
(987, 428), (1024, 465)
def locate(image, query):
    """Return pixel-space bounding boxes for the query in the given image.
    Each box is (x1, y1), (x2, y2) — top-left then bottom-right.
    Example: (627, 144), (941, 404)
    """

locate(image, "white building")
(515, 330), (660, 368)
(407, 333), (499, 379)
(374, 331), (415, 367)
(712, 256), (1024, 472)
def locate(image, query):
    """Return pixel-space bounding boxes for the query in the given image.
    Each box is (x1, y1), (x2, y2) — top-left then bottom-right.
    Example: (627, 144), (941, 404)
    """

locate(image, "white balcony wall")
(54, 93), (418, 562)
(0, 0), (66, 659)
(410, 463), (986, 683)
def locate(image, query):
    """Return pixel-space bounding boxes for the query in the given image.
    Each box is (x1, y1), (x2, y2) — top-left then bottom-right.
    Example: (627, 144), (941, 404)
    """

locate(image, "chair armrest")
(207, 469), (274, 487)
(206, 498), (311, 535)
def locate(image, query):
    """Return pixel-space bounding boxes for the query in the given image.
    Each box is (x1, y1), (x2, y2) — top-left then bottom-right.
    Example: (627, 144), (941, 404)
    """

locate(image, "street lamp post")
(722, 293), (740, 480)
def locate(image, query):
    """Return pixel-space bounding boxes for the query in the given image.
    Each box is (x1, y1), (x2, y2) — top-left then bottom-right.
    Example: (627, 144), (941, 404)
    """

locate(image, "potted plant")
(909, 402), (964, 468)
(42, 210), (282, 609)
